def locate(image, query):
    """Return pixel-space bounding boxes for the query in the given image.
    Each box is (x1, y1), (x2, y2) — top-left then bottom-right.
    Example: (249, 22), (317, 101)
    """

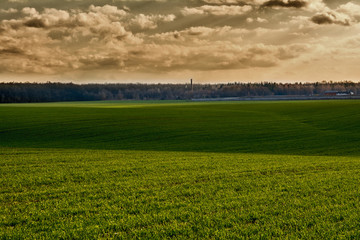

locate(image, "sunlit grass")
(1, 100), (360, 238)
(2, 148), (360, 239)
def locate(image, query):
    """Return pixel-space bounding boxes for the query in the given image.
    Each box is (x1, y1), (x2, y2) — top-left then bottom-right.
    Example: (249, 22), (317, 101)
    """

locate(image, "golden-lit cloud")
(181, 5), (252, 16)
(0, 0), (360, 83)
(130, 14), (176, 29)
(0, 8), (18, 13)
(310, 2), (360, 26)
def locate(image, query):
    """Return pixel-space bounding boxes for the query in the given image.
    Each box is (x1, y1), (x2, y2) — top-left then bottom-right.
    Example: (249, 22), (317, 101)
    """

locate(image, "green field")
(1, 100), (360, 238)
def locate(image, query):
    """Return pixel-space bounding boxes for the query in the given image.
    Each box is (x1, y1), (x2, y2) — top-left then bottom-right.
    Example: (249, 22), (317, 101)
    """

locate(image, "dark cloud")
(0, 47), (24, 55)
(311, 12), (350, 26)
(311, 14), (333, 24)
(48, 30), (70, 40)
(24, 18), (45, 28)
(262, 0), (307, 8)
(200, 0), (248, 6)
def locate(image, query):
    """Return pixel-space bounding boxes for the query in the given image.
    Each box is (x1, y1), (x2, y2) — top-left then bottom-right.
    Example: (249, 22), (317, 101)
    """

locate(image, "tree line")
(0, 81), (359, 103)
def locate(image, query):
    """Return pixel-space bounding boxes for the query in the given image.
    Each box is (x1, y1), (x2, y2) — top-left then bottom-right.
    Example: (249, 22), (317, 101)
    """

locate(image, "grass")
(1, 100), (360, 155)
(1, 100), (360, 238)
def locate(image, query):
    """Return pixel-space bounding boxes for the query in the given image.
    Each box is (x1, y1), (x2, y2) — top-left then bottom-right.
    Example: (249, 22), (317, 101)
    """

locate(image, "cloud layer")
(0, 0), (360, 83)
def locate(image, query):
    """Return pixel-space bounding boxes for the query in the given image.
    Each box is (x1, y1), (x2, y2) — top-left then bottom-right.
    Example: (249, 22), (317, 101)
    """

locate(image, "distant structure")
(190, 79), (193, 92)
(324, 90), (354, 96)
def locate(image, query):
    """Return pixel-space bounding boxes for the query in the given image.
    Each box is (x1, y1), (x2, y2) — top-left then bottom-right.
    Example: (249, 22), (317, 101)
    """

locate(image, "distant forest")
(0, 81), (359, 103)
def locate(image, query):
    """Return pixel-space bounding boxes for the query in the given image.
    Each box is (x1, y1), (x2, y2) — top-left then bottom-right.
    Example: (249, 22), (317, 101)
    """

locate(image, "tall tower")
(191, 79), (193, 92)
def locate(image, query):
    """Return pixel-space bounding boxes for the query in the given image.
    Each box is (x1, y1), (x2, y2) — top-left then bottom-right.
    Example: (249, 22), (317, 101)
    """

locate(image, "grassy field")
(1, 100), (360, 238)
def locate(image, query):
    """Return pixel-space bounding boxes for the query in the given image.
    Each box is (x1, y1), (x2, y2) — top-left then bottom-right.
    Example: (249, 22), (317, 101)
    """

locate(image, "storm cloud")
(311, 12), (350, 26)
(261, 0), (307, 9)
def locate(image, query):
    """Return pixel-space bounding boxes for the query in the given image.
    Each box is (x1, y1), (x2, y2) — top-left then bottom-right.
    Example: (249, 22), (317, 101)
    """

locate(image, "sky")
(0, 0), (360, 83)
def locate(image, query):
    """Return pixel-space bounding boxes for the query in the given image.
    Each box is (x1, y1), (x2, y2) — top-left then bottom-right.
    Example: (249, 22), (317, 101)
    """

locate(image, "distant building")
(324, 90), (354, 96)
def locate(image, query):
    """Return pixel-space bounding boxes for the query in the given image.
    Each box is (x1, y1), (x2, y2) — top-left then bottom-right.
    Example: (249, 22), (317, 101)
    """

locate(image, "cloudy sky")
(0, 0), (359, 83)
